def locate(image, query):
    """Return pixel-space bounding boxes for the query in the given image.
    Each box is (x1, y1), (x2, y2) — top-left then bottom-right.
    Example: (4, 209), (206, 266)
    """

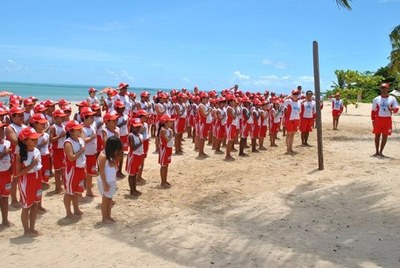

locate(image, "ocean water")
(0, 81), (163, 102)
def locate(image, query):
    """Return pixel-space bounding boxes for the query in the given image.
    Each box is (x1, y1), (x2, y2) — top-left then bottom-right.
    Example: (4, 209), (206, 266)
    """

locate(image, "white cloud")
(233, 71), (250, 80)
(0, 59), (27, 72)
(262, 58), (289, 69)
(182, 77), (192, 83)
(106, 70), (135, 82)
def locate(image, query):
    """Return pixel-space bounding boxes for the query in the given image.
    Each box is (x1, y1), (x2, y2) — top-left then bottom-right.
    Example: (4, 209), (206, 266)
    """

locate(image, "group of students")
(0, 82), (327, 236)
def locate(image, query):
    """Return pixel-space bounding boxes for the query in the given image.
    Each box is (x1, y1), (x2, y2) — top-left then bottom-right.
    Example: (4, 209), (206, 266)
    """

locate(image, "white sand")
(1, 102), (400, 267)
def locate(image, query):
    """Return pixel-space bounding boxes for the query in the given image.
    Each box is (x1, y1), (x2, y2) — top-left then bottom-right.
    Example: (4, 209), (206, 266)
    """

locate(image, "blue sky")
(0, 0), (399, 94)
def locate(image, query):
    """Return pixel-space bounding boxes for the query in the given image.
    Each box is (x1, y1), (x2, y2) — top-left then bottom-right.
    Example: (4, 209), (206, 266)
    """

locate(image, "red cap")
(159, 114), (175, 122)
(44, 100), (58, 107)
(63, 105), (72, 112)
(178, 92), (187, 99)
(80, 107), (96, 118)
(128, 92), (136, 98)
(88, 87), (97, 93)
(76, 101), (90, 107)
(137, 109), (148, 116)
(9, 99), (21, 107)
(30, 113), (48, 124)
(160, 93), (169, 99)
(34, 104), (47, 113)
(18, 127), (42, 140)
(380, 83), (390, 89)
(335, 92), (341, 97)
(291, 89), (300, 95)
(140, 91), (150, 97)
(9, 106), (24, 115)
(114, 100), (125, 109)
(129, 117), (143, 127)
(218, 97), (226, 102)
(200, 92), (209, 98)
(58, 99), (71, 107)
(65, 120), (83, 132)
(253, 99), (262, 106)
(29, 96), (38, 101)
(118, 82), (129, 89)
(91, 103), (101, 111)
(0, 108), (8, 115)
(103, 111), (119, 122)
(9, 94), (22, 101)
(52, 109), (67, 118)
(23, 98), (34, 106)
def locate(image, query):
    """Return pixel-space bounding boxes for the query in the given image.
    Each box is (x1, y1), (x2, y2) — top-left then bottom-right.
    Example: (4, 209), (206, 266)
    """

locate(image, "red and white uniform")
(19, 148), (42, 208)
(83, 125), (98, 176)
(300, 100), (316, 133)
(0, 140), (12, 197)
(112, 94), (131, 115)
(371, 95), (399, 135)
(283, 98), (301, 132)
(240, 107), (252, 138)
(140, 122), (150, 157)
(251, 107), (261, 139)
(117, 114), (129, 151)
(216, 107), (227, 140)
(94, 115), (104, 152)
(259, 109), (269, 138)
(225, 107), (237, 141)
(38, 132), (51, 182)
(51, 123), (66, 170)
(158, 128), (173, 166)
(8, 123), (27, 176)
(331, 98), (344, 117)
(64, 137), (86, 195)
(126, 133), (144, 175)
(174, 103), (187, 134)
(269, 107), (282, 134)
(197, 103), (212, 139)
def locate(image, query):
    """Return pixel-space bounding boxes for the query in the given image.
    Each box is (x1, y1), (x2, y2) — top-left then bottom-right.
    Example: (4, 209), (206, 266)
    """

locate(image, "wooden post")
(313, 41), (324, 170)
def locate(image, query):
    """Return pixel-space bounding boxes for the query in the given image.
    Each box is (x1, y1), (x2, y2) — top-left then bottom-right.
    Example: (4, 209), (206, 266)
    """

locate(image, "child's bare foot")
(198, 153), (209, 158)
(102, 218), (113, 224)
(24, 230), (38, 237)
(30, 229), (42, 236)
(42, 182), (50, 190)
(38, 207), (47, 214)
(238, 153), (249, 157)
(136, 178), (147, 185)
(10, 200), (21, 208)
(252, 149), (259, 153)
(231, 148), (237, 152)
(108, 216), (116, 222)
(2, 220), (14, 227)
(74, 210), (84, 216)
(161, 182), (171, 188)
(259, 146), (267, 151)
(66, 213), (80, 220)
(224, 156), (235, 161)
(86, 192), (98, 198)
(214, 150), (224, 154)
(130, 190), (142, 196)
(56, 188), (64, 195)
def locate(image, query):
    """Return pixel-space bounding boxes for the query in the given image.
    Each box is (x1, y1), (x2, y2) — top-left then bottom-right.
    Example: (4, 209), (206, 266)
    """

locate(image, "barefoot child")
(97, 136), (122, 224)
(81, 107), (98, 197)
(158, 115), (175, 188)
(137, 109), (149, 185)
(16, 127), (43, 236)
(0, 121), (12, 226)
(126, 118), (144, 196)
(30, 113), (50, 213)
(50, 109), (67, 194)
(63, 120), (86, 219)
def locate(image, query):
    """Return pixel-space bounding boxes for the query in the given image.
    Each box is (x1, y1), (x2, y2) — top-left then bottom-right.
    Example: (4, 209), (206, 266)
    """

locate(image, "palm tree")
(336, 0), (352, 10)
(389, 25), (400, 74)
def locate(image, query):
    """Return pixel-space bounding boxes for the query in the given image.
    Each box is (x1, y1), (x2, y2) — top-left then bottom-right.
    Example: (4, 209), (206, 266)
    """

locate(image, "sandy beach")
(1, 101), (400, 267)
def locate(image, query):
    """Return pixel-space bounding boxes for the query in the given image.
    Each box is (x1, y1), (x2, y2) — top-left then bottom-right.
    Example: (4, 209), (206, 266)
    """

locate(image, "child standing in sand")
(50, 109), (67, 194)
(126, 118), (144, 196)
(97, 136), (122, 224)
(158, 114), (174, 188)
(15, 127), (43, 236)
(0, 121), (12, 227)
(63, 120), (86, 220)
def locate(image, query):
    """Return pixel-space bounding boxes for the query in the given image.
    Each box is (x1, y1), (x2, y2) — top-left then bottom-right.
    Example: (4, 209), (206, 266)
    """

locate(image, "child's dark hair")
(66, 130), (71, 139)
(105, 136), (123, 162)
(18, 140), (28, 163)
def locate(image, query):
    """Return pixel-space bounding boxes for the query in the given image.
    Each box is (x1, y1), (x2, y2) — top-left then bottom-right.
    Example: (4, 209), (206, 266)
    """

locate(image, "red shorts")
(52, 148), (65, 170)
(19, 171), (42, 208)
(216, 124), (226, 140)
(332, 110), (342, 117)
(126, 152), (144, 175)
(143, 139), (149, 158)
(251, 124), (260, 139)
(259, 125), (268, 138)
(86, 154), (98, 176)
(158, 146), (172, 166)
(300, 118), (314, 133)
(226, 124), (237, 141)
(96, 135), (104, 152)
(175, 117), (186, 134)
(0, 169), (12, 197)
(41, 154), (51, 182)
(270, 122), (280, 134)
(64, 165), (85, 195)
(241, 123), (251, 138)
(286, 119), (300, 132)
(188, 115), (196, 127)
(198, 122), (211, 139)
(120, 135), (128, 152)
(373, 117), (392, 135)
